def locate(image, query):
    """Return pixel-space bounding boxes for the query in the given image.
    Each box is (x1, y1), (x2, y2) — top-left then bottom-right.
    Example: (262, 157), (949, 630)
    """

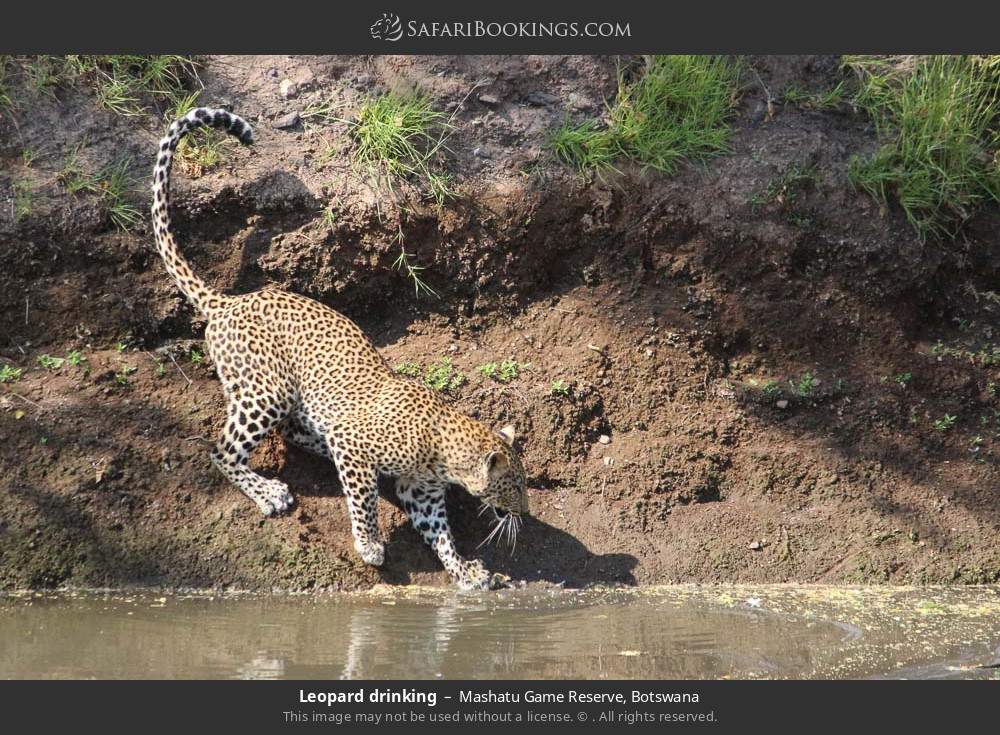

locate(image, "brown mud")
(1, 55), (999, 591)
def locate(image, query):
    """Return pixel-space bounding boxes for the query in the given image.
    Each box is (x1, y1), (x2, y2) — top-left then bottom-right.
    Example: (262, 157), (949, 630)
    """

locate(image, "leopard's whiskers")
(477, 516), (506, 549)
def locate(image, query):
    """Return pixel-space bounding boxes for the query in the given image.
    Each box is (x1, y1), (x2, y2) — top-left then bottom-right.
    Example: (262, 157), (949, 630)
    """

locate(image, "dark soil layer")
(1, 55), (999, 591)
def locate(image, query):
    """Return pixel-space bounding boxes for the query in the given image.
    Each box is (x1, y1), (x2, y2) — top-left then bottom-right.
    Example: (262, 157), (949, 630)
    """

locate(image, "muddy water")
(1, 586), (998, 679)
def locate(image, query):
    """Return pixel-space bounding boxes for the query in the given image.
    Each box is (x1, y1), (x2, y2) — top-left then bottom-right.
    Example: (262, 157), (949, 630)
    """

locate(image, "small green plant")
(794, 371), (817, 397)
(498, 359), (524, 383)
(12, 180), (33, 223)
(549, 55), (742, 175)
(477, 362), (498, 379)
(154, 360), (167, 377)
(477, 359), (526, 384)
(392, 247), (438, 298)
(761, 380), (782, 399)
(782, 80), (846, 109)
(115, 341), (129, 353)
(550, 379), (571, 396)
(749, 164), (817, 212)
(394, 361), (421, 378)
(189, 348), (203, 364)
(36, 354), (66, 370)
(422, 358), (465, 393)
(321, 206), (337, 230)
(894, 371), (913, 387)
(66, 350), (85, 366)
(0, 364), (23, 383)
(930, 339), (1000, 367)
(21, 148), (38, 167)
(844, 55), (1000, 239)
(933, 414), (958, 432)
(114, 364), (137, 386)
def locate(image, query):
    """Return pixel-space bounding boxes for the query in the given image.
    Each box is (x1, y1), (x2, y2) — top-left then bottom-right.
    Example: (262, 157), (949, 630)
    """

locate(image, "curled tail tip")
(172, 106), (255, 146)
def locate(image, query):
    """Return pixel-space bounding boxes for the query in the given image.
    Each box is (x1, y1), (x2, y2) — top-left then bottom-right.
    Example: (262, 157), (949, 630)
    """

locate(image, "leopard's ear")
(497, 424), (516, 446)
(483, 450), (510, 477)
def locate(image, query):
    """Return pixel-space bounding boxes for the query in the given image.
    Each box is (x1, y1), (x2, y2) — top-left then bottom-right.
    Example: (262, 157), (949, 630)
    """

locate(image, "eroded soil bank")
(1, 55), (999, 590)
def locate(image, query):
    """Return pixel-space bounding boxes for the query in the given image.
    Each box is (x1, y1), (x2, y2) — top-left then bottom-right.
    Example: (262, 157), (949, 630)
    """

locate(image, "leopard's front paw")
(257, 479), (295, 517)
(355, 539), (385, 567)
(456, 559), (492, 591)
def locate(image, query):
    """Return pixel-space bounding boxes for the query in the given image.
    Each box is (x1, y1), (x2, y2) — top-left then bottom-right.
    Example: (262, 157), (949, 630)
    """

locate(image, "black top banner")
(2, 1), (1000, 53)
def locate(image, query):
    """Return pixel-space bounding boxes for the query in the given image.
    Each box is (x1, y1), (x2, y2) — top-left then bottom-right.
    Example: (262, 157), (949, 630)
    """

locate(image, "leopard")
(150, 107), (528, 590)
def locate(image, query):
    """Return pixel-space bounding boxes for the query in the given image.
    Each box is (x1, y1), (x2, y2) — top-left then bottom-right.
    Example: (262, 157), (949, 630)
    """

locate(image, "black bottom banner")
(2, 679), (995, 732)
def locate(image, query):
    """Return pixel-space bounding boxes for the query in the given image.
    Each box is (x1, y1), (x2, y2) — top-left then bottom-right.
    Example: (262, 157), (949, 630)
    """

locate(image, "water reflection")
(1, 587), (998, 680)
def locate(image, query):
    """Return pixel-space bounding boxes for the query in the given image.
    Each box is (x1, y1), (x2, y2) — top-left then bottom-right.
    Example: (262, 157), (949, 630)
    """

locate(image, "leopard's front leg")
(396, 478), (491, 590)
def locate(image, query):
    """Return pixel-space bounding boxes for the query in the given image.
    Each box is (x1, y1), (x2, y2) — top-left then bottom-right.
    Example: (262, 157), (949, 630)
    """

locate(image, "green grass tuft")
(349, 91), (455, 205)
(549, 120), (620, 174)
(66, 55), (200, 117)
(844, 55), (1000, 239)
(59, 152), (141, 232)
(782, 81), (846, 110)
(749, 163), (817, 212)
(166, 90), (227, 175)
(12, 180), (33, 223)
(550, 55), (742, 175)
(0, 55), (12, 111)
(338, 91), (457, 297)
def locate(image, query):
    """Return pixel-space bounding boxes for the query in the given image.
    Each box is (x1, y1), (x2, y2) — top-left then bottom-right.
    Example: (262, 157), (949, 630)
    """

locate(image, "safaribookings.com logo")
(370, 14), (631, 41)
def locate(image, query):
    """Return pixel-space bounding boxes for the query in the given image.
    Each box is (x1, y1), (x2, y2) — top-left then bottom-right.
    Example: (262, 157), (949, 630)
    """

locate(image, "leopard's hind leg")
(320, 431), (384, 566)
(211, 380), (296, 517)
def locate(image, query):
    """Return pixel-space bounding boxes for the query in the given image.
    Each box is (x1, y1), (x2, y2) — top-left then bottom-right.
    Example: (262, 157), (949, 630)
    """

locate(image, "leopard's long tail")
(151, 107), (254, 316)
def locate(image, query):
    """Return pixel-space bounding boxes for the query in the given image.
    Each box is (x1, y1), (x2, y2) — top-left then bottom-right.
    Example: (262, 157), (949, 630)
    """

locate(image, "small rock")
(279, 79), (298, 99)
(749, 540), (762, 551)
(478, 93), (499, 106)
(272, 111), (300, 130)
(524, 91), (559, 106)
(598, 434), (611, 445)
(603, 456), (614, 467)
(776, 399), (789, 409)
(567, 92), (593, 111)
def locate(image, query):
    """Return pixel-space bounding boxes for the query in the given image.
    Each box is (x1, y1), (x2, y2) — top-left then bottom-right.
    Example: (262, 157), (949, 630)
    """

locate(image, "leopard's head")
(461, 424), (528, 546)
